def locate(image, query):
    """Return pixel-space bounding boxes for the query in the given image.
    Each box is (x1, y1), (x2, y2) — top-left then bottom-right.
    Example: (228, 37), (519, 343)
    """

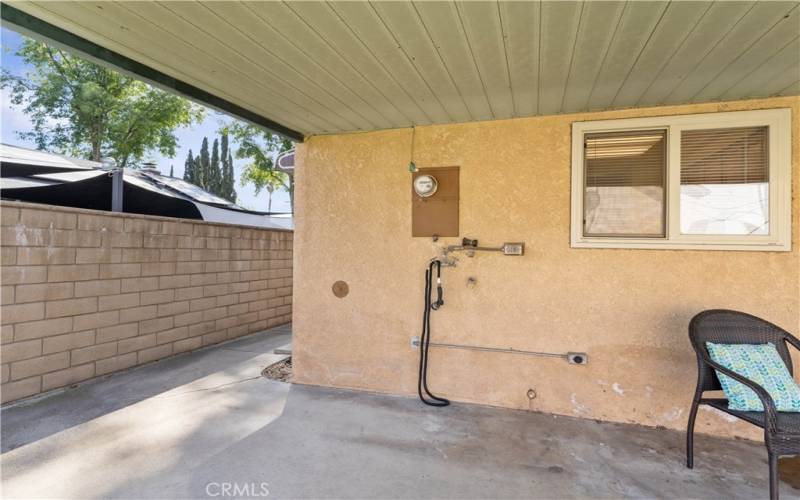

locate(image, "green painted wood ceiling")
(8, 1), (800, 138)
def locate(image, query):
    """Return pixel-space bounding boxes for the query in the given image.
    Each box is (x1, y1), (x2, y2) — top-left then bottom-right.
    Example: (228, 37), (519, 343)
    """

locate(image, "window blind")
(681, 126), (768, 185)
(583, 130), (666, 237)
(584, 130), (666, 187)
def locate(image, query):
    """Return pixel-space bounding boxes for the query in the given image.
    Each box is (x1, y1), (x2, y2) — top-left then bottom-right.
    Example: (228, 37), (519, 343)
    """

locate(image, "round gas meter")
(413, 174), (438, 198)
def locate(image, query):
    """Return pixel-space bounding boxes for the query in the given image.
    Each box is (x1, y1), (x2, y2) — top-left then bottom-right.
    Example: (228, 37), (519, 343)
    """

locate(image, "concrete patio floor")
(1, 324), (793, 499)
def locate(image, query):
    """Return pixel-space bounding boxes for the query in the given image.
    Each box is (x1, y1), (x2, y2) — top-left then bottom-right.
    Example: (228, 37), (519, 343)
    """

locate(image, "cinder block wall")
(1, 201), (292, 403)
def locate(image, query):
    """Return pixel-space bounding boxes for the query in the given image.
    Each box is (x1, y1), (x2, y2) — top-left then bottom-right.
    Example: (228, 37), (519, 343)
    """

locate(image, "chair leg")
(686, 399), (699, 468)
(769, 453), (779, 500)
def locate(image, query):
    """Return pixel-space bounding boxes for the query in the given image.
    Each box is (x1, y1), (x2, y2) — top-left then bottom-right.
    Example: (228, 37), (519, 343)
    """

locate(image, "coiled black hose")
(418, 260), (450, 407)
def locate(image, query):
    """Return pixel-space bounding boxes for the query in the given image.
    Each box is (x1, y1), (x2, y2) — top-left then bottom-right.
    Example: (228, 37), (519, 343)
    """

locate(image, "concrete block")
(71, 342), (117, 365)
(1, 376), (41, 403)
(98, 263), (141, 279)
(15, 283), (74, 303)
(48, 264), (99, 283)
(72, 311), (119, 331)
(119, 305), (157, 324)
(120, 277), (158, 293)
(10, 352), (69, 380)
(96, 322), (138, 343)
(138, 344), (172, 364)
(2, 302), (45, 325)
(41, 363), (95, 391)
(14, 317), (73, 341)
(42, 330), (95, 355)
(2, 339), (43, 363)
(74, 279), (121, 298)
(98, 293), (140, 311)
(118, 334), (156, 354)
(45, 297), (98, 319)
(95, 352), (138, 376)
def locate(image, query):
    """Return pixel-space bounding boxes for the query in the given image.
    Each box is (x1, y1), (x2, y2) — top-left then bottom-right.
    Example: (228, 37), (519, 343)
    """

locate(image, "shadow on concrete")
(0, 324), (291, 453)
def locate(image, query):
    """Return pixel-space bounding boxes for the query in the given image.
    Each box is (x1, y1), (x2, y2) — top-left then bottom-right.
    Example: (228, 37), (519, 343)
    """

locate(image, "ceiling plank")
(412, 1), (493, 121)
(538, 1), (583, 115)
(80, 0), (330, 134)
(370, 1), (472, 123)
(247, 2), (412, 128)
(202, 1), (391, 131)
(154, 1), (356, 132)
(561, 1), (626, 114)
(328, 1), (451, 124)
(85, 1), (323, 134)
(286, 1), (431, 126)
(9, 1), (309, 138)
(612, 1), (713, 109)
(586, 1), (669, 111)
(498, 1), (541, 118)
(663, 1), (796, 104)
(456, 1), (515, 118)
(691, 5), (800, 102)
(635, 2), (755, 107)
(755, 61), (800, 98)
(722, 38), (800, 100)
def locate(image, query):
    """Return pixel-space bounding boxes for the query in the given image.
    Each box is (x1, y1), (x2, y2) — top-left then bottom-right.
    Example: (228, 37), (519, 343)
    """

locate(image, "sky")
(0, 27), (291, 213)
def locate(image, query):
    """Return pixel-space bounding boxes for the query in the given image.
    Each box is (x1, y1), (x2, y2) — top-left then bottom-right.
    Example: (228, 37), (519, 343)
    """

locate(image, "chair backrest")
(689, 309), (794, 392)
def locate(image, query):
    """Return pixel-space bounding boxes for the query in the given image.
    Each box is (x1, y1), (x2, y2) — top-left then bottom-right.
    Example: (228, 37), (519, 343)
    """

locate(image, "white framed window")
(571, 108), (792, 251)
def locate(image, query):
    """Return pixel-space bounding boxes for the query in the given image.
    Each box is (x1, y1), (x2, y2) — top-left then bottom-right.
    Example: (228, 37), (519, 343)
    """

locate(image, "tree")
(183, 149), (196, 184)
(225, 150), (236, 203)
(220, 132), (236, 203)
(169, 165), (174, 178)
(197, 137), (210, 190)
(223, 122), (293, 212)
(209, 138), (221, 196)
(1, 38), (203, 167)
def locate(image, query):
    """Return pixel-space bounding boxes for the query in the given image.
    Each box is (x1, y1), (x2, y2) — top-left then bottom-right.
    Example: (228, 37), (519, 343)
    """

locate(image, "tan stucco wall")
(292, 97), (799, 440)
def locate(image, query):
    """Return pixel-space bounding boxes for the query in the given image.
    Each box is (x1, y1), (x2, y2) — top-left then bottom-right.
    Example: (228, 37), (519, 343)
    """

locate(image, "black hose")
(418, 260), (450, 407)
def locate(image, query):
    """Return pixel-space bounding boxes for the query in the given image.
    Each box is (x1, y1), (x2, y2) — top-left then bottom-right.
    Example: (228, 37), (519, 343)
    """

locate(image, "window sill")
(570, 238), (791, 252)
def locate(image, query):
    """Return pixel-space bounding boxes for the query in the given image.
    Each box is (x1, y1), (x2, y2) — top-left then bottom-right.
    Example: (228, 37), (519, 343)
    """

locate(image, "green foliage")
(1, 38), (203, 167)
(222, 122), (293, 212)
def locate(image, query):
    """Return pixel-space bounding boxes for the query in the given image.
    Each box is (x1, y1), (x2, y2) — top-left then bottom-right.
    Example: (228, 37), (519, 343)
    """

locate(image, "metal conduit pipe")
(411, 337), (588, 365)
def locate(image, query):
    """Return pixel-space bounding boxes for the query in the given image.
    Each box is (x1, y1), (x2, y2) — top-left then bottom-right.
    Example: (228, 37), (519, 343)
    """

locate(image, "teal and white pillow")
(706, 342), (800, 412)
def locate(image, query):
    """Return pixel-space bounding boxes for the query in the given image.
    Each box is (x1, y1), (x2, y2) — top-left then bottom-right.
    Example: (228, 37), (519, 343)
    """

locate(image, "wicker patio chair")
(687, 309), (800, 500)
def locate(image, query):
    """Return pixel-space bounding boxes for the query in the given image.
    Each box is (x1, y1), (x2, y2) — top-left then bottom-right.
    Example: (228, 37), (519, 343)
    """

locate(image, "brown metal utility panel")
(411, 166), (459, 237)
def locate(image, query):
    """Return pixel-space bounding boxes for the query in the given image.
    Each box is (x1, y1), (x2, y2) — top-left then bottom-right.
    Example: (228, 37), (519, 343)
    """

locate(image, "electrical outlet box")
(502, 242), (524, 255)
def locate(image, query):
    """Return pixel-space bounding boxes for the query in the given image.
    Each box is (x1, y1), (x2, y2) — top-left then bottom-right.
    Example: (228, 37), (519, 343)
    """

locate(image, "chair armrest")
(699, 351), (779, 435)
(784, 331), (800, 352)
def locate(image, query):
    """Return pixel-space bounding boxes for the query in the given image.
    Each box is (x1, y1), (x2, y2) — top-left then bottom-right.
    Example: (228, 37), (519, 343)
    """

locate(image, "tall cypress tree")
(226, 151), (236, 203)
(183, 149), (195, 184)
(198, 137), (210, 190)
(169, 165), (174, 178)
(209, 138), (221, 196)
(220, 132), (236, 203)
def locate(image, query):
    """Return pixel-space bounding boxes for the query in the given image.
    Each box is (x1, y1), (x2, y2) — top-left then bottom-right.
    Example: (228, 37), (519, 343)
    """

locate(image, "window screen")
(680, 126), (769, 235)
(583, 130), (666, 237)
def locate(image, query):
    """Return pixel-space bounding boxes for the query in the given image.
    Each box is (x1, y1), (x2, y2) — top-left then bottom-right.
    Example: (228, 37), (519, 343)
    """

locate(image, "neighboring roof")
(4, 2), (798, 138)
(0, 145), (292, 230)
(0, 143), (101, 176)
